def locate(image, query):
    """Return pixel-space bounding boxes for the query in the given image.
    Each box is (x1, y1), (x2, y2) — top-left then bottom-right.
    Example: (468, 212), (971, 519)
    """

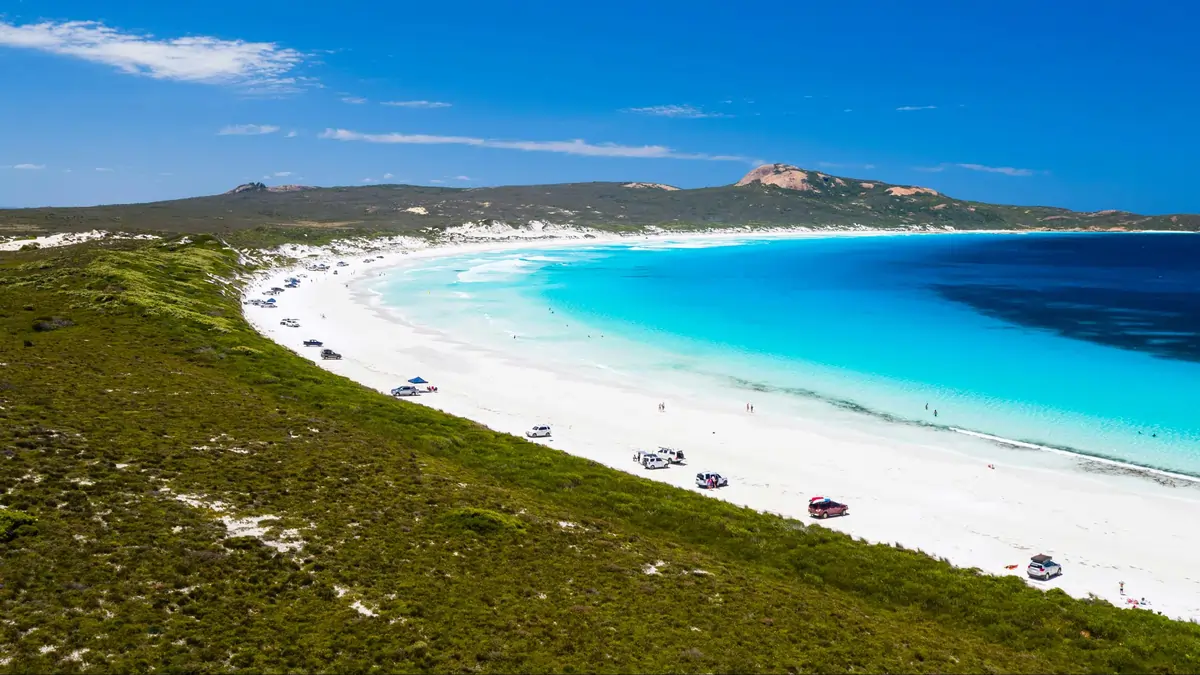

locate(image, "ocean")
(373, 233), (1200, 475)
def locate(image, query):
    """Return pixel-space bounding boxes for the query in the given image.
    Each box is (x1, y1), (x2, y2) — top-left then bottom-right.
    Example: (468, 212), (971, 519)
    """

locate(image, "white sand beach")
(243, 229), (1200, 622)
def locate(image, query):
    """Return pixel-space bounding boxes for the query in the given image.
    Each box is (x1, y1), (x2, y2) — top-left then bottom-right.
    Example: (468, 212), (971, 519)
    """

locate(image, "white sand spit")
(0, 230), (158, 252)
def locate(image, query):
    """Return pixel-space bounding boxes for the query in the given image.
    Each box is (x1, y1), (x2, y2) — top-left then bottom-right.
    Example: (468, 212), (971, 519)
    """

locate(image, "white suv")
(641, 453), (669, 470)
(1027, 554), (1062, 580)
(526, 425), (552, 438)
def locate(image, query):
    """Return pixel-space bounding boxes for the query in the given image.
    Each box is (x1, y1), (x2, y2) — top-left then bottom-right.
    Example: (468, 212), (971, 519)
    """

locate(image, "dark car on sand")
(808, 496), (849, 518)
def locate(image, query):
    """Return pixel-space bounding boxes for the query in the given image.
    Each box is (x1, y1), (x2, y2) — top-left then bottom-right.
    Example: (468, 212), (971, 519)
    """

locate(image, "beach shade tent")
(266, 298), (276, 304)
(408, 377), (429, 384)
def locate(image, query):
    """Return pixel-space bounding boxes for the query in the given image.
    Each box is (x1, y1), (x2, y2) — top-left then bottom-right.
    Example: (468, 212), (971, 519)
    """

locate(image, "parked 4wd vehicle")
(526, 425), (552, 438)
(303, 339), (323, 347)
(658, 447), (686, 464)
(695, 472), (728, 489)
(390, 385), (420, 397)
(808, 496), (849, 518)
(1027, 554), (1062, 580)
(320, 349), (342, 360)
(641, 453), (669, 470)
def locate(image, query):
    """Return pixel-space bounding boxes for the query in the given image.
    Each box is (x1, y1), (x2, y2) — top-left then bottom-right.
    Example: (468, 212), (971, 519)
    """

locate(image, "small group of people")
(745, 403), (755, 413)
(657, 401), (666, 412)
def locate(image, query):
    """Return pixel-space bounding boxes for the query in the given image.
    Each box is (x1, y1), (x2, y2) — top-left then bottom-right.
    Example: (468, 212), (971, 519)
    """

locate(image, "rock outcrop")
(885, 186), (940, 197)
(225, 182), (313, 195)
(622, 182), (680, 191)
(735, 164), (817, 192)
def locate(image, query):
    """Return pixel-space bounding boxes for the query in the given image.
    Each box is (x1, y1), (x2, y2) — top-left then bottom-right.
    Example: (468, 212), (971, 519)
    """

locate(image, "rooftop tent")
(408, 377), (428, 384)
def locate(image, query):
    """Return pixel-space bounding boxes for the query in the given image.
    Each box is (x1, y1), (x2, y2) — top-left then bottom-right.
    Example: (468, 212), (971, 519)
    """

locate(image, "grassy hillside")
(1, 168), (1197, 241)
(2, 237), (1200, 672)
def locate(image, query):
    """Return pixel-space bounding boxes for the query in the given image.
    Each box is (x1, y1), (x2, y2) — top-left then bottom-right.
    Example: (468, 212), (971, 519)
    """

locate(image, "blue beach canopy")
(408, 377), (428, 384)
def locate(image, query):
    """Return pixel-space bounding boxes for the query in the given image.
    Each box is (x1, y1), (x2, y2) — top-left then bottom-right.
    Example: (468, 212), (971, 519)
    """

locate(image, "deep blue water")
(378, 233), (1200, 475)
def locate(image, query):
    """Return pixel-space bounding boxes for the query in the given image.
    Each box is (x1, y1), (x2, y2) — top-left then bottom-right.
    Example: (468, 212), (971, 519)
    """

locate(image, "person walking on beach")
(1120, 581), (1125, 595)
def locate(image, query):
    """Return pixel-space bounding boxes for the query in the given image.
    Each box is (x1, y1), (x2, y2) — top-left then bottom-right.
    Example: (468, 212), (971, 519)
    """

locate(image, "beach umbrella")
(408, 377), (428, 384)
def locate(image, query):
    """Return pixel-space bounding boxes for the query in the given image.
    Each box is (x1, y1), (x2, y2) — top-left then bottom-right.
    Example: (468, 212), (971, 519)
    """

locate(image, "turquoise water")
(374, 233), (1200, 475)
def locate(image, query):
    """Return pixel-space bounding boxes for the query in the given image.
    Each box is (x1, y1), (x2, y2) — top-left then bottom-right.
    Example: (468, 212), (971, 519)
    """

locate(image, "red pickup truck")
(808, 496), (849, 518)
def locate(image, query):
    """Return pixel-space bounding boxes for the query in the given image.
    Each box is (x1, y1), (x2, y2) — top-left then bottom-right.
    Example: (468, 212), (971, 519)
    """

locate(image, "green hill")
(1, 235), (1198, 671)
(1, 165), (1196, 242)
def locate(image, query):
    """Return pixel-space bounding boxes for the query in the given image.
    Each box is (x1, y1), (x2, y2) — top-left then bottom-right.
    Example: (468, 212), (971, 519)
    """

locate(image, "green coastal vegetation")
(2, 231), (1200, 672)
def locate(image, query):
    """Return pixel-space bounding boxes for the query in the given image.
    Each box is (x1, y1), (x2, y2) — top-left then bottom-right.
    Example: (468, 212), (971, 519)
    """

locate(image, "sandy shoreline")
(242, 228), (1200, 621)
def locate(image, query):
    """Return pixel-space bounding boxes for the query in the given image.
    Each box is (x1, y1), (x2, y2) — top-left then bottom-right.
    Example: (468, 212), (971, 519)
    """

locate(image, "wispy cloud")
(818, 162), (877, 171)
(218, 123), (280, 136)
(319, 128), (752, 162)
(896, 105), (937, 111)
(285, 130), (298, 138)
(0, 20), (308, 91)
(272, 171), (292, 177)
(429, 179), (446, 184)
(8, 163), (45, 170)
(623, 104), (729, 119)
(361, 178), (377, 183)
(94, 167), (114, 172)
(382, 173), (394, 179)
(916, 162), (1038, 177)
(381, 100), (452, 109)
(955, 163), (1037, 177)
(341, 96), (367, 104)
(453, 175), (471, 181)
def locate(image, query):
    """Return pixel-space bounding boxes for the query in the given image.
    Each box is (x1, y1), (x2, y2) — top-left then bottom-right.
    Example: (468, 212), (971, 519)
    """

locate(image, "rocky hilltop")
(225, 182), (314, 195)
(0, 165), (1194, 236)
(736, 163), (940, 197)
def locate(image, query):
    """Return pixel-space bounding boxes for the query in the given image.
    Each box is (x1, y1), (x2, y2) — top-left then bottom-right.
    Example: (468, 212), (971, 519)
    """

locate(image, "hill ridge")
(0, 164), (1195, 238)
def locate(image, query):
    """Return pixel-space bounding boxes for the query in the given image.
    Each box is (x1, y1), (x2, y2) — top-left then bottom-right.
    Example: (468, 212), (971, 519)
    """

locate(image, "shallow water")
(374, 233), (1200, 475)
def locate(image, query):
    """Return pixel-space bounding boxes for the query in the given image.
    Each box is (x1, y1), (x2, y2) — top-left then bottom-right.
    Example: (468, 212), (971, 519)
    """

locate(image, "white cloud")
(319, 128), (751, 162)
(0, 20), (307, 91)
(917, 162), (1037, 177)
(818, 162), (877, 171)
(285, 130), (298, 138)
(623, 104), (728, 119)
(95, 167), (114, 172)
(954, 163), (1036, 177)
(453, 175), (471, 181)
(272, 171), (292, 177)
(429, 179), (445, 184)
(382, 172), (394, 179)
(381, 100), (452, 108)
(896, 105), (937, 111)
(10, 163), (45, 170)
(361, 178), (377, 183)
(342, 96), (367, 104)
(218, 124), (280, 136)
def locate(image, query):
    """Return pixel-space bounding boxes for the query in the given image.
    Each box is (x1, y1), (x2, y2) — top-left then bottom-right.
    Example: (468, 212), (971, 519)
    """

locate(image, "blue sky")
(1, 0), (1196, 213)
